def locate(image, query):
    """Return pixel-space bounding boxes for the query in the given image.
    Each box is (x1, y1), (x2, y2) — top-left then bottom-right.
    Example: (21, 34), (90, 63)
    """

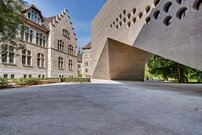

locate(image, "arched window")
(145, 6), (151, 14)
(68, 45), (74, 55)
(69, 59), (73, 71)
(58, 57), (64, 69)
(163, 16), (172, 26)
(193, 0), (202, 10)
(153, 10), (160, 19)
(176, 7), (188, 19)
(138, 12), (143, 19)
(132, 17), (136, 24)
(22, 49), (32, 66)
(154, 0), (160, 7)
(113, 21), (115, 25)
(37, 53), (45, 68)
(145, 17), (151, 25)
(176, 0), (186, 4)
(164, 2), (172, 13)
(132, 8), (136, 15)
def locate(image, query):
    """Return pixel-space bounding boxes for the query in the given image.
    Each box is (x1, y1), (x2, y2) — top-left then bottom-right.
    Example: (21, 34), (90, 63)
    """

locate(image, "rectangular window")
(24, 75), (27, 79)
(28, 12), (31, 19)
(25, 27), (29, 42)
(38, 75), (41, 78)
(43, 36), (46, 47)
(29, 75), (32, 78)
(1, 45), (14, 64)
(40, 34), (42, 46)
(3, 74), (8, 78)
(21, 26), (24, 40)
(36, 33), (39, 45)
(11, 74), (15, 79)
(30, 30), (33, 43)
(27, 56), (31, 66)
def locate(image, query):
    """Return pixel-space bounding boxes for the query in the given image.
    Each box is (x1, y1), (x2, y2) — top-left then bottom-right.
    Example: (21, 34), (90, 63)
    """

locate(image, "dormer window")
(27, 9), (42, 25)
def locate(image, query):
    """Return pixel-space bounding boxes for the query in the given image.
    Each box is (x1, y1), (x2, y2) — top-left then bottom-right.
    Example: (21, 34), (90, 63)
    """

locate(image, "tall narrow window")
(25, 27), (29, 42)
(2, 45), (14, 64)
(30, 30), (33, 43)
(68, 45), (73, 55)
(69, 59), (73, 71)
(58, 40), (64, 52)
(40, 33), (43, 46)
(58, 57), (64, 69)
(22, 49), (32, 66)
(37, 53), (45, 68)
(43, 36), (46, 47)
(36, 33), (39, 45)
(21, 26), (25, 40)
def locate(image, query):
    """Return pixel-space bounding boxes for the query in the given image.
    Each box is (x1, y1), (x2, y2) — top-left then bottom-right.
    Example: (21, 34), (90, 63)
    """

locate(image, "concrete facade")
(0, 4), (78, 78)
(92, 0), (202, 80)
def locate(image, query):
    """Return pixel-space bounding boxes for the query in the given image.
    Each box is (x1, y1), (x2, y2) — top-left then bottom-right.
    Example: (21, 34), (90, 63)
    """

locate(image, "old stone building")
(77, 50), (82, 77)
(82, 42), (92, 78)
(0, 4), (78, 78)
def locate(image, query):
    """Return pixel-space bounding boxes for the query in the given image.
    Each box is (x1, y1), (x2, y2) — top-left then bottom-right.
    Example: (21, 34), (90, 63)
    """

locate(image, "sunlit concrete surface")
(0, 81), (202, 135)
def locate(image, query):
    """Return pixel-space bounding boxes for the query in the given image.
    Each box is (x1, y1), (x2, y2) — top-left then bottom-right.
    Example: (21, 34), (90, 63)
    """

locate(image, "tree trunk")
(177, 64), (184, 83)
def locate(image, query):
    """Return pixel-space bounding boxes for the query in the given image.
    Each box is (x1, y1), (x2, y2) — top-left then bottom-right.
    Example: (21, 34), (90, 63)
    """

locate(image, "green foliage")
(0, 78), (8, 88)
(78, 74), (82, 78)
(147, 55), (202, 83)
(14, 78), (41, 86)
(61, 78), (91, 83)
(0, 0), (25, 51)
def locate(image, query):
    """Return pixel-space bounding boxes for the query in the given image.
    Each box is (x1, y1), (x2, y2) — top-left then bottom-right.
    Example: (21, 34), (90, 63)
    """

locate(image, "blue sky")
(26, 0), (106, 47)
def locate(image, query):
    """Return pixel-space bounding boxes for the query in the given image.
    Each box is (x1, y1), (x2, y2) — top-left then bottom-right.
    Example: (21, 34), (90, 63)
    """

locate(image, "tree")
(147, 55), (202, 83)
(0, 0), (26, 52)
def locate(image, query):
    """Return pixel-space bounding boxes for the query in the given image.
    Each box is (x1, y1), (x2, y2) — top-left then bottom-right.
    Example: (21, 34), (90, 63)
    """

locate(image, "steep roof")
(82, 42), (91, 50)
(22, 4), (44, 21)
(45, 16), (57, 24)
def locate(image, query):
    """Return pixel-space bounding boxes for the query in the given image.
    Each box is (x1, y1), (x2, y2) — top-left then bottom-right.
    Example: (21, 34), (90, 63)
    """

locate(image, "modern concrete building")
(92, 0), (202, 80)
(0, 4), (78, 78)
(82, 42), (92, 78)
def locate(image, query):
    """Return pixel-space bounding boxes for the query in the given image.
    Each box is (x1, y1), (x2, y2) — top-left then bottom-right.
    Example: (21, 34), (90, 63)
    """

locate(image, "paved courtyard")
(0, 80), (202, 135)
